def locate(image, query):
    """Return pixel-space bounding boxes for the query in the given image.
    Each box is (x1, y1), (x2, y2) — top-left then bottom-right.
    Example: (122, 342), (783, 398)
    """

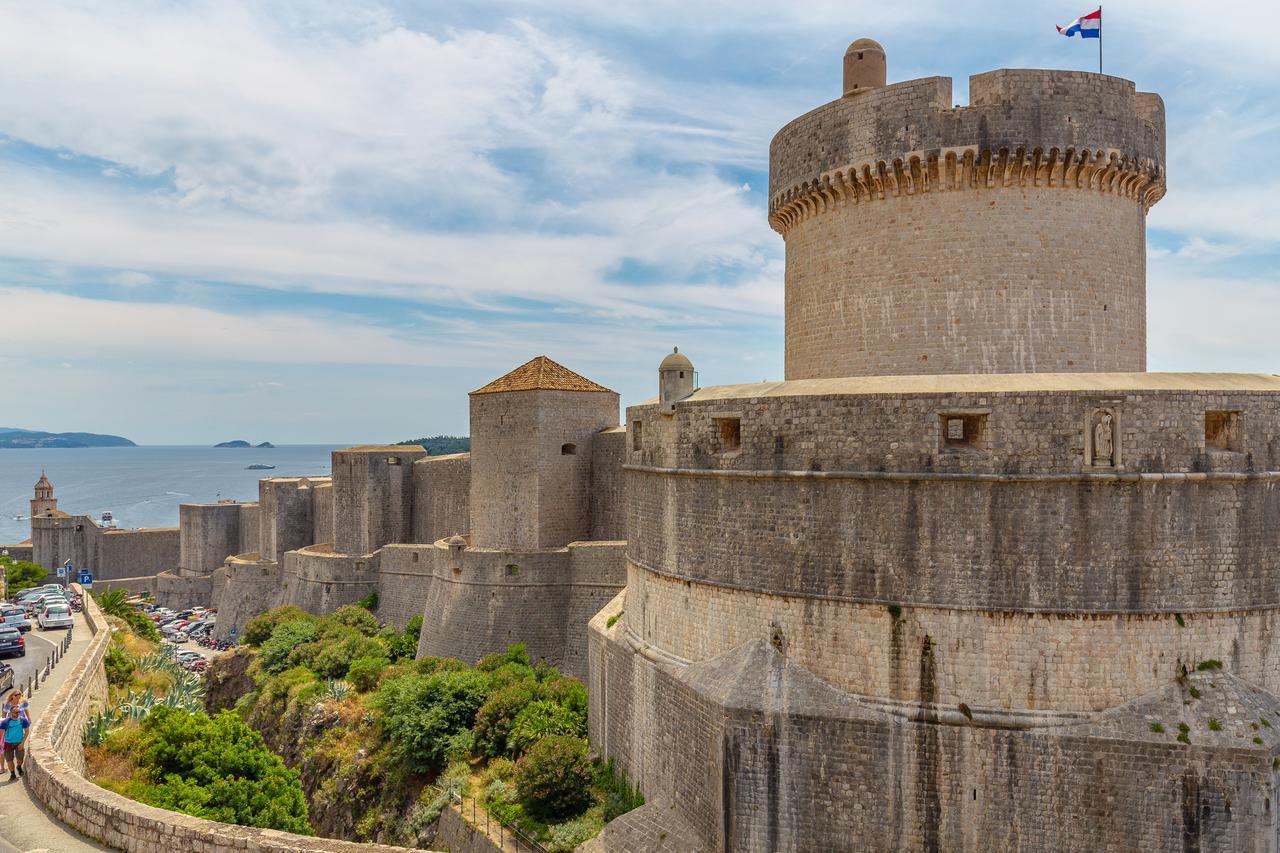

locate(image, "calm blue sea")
(0, 446), (339, 544)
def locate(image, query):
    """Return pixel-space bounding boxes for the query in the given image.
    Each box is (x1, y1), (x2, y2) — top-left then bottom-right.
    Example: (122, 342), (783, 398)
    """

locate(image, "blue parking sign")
(78, 570), (93, 586)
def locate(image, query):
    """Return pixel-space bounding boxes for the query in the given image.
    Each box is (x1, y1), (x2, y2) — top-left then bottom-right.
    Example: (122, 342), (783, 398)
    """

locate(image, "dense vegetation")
(393, 435), (470, 456)
(221, 605), (640, 849)
(85, 602), (311, 834)
(1, 554), (46, 594)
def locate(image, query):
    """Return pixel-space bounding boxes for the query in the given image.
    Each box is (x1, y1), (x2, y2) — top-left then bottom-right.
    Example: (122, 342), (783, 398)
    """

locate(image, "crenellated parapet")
(769, 143), (1165, 234)
(769, 70), (1166, 233)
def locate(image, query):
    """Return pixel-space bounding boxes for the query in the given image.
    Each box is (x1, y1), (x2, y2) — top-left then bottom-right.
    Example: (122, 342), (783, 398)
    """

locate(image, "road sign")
(56, 566), (67, 577)
(78, 570), (93, 587)
(228, 627), (237, 637)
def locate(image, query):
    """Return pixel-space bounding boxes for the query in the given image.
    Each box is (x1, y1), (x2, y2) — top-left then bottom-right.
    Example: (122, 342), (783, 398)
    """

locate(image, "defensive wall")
(24, 585), (431, 852)
(31, 513), (179, 582)
(0, 542), (33, 562)
(413, 452), (471, 544)
(770, 69), (1165, 380)
(417, 536), (626, 678)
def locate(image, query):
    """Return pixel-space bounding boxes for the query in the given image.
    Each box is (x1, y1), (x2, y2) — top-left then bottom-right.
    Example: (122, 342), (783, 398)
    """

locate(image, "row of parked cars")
(0, 583), (80, 663)
(141, 604), (217, 645)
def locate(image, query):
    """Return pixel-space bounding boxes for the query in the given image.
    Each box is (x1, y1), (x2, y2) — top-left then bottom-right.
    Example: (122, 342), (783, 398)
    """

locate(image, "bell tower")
(30, 471), (56, 517)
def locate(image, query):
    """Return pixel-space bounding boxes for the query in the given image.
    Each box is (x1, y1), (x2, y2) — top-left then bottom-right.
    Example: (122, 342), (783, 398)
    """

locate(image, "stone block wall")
(95, 528), (179, 580)
(412, 453), (470, 544)
(178, 502), (243, 574)
(417, 539), (625, 678)
(0, 542), (33, 561)
(590, 427), (626, 540)
(212, 554), (284, 640)
(237, 502), (260, 554)
(377, 544), (435, 629)
(258, 477), (318, 563)
(281, 545), (379, 615)
(153, 570), (213, 609)
(332, 447), (425, 555)
(313, 481), (334, 547)
(470, 389), (619, 550)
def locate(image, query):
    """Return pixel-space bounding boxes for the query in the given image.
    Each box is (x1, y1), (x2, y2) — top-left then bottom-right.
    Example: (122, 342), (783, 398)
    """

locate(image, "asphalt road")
(3, 627), (65, 696)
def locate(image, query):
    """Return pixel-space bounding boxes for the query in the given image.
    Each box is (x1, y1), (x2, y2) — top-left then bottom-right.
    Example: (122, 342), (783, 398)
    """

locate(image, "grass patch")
(1177, 722), (1191, 745)
(1188, 687), (1201, 699)
(1149, 722), (1164, 734)
(886, 603), (903, 620)
(605, 612), (622, 630)
(1208, 718), (1222, 732)
(1196, 660), (1224, 671)
(1174, 613), (1186, 627)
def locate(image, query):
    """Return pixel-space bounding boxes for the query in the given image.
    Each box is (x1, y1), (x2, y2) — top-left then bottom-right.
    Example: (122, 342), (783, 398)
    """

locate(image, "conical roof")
(470, 356), (614, 396)
(33, 470), (52, 490)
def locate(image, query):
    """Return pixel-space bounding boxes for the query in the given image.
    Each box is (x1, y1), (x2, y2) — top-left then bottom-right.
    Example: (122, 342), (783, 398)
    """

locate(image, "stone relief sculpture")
(1093, 409), (1115, 466)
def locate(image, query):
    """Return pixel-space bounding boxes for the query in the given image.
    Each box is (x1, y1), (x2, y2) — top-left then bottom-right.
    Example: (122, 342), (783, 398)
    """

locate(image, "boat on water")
(100, 511), (117, 529)
(246, 464), (276, 470)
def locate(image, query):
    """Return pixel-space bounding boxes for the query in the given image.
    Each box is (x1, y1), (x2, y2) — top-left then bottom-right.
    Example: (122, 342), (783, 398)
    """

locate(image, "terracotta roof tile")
(471, 356), (614, 396)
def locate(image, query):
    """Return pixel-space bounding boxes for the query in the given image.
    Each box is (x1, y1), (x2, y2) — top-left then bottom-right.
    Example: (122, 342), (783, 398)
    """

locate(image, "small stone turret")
(658, 347), (696, 412)
(843, 38), (886, 96)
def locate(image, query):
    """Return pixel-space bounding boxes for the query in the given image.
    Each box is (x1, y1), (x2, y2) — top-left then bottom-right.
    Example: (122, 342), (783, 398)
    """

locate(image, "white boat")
(100, 511), (117, 529)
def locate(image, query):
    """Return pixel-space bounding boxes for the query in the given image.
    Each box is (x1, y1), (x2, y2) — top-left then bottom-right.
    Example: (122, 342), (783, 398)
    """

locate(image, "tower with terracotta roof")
(30, 471), (56, 517)
(468, 356), (618, 550)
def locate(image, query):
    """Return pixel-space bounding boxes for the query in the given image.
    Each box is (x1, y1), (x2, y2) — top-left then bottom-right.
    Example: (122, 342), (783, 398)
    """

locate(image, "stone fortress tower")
(587, 43), (1280, 852)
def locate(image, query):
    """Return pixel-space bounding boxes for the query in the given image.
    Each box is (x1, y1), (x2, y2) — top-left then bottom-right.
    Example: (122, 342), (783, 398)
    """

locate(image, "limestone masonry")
(9, 37), (1280, 853)
(19, 355), (626, 680)
(586, 41), (1280, 852)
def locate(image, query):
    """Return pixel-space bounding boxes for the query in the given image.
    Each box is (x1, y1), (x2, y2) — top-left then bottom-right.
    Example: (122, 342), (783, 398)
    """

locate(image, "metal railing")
(449, 791), (547, 853)
(22, 629), (74, 698)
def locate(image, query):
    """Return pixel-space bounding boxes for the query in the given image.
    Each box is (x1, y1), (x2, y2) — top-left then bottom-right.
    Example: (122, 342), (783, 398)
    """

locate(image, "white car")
(38, 604), (74, 630)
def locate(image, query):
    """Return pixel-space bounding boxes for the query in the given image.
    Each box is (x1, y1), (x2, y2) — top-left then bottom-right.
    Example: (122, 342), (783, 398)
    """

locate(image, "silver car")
(0, 607), (31, 633)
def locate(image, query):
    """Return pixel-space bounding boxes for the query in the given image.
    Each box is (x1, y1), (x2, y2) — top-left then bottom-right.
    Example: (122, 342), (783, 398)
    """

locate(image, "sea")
(0, 445), (340, 544)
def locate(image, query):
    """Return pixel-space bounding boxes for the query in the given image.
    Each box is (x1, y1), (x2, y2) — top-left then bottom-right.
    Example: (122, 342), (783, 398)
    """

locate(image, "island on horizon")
(0, 427), (136, 449)
(215, 440), (275, 448)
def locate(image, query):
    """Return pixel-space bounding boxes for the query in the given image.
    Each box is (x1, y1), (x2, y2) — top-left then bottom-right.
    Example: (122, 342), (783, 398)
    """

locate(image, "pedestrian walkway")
(0, 613), (111, 852)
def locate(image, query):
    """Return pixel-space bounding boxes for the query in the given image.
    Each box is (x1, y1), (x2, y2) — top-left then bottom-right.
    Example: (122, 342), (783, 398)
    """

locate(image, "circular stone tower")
(770, 45), (1166, 379)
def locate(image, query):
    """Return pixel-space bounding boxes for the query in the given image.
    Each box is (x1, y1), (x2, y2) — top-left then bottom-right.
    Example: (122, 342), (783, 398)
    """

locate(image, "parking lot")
(130, 600), (227, 675)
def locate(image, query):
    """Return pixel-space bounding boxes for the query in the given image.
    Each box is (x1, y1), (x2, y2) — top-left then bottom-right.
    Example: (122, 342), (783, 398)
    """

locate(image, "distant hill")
(396, 435), (470, 456)
(0, 427), (136, 449)
(215, 440), (252, 448)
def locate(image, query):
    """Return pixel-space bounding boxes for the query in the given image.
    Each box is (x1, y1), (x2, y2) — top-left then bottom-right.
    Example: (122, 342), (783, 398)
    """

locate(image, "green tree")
(243, 606), (312, 647)
(473, 680), (539, 758)
(514, 735), (593, 821)
(375, 668), (492, 774)
(259, 620), (320, 675)
(129, 707), (311, 833)
(508, 700), (587, 756)
(2, 557), (46, 594)
(327, 605), (380, 637)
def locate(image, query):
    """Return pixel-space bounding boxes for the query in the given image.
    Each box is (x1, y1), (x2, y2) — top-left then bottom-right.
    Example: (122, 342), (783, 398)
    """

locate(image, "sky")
(0, 1), (1276, 445)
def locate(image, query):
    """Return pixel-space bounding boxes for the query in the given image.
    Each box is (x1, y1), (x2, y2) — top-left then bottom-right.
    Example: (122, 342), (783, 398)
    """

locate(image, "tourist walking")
(3, 690), (30, 723)
(1, 703), (28, 781)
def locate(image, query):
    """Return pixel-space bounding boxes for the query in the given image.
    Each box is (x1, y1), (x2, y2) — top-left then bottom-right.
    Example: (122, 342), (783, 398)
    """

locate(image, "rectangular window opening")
(386, 456), (401, 466)
(1205, 411), (1242, 452)
(940, 413), (987, 451)
(714, 417), (742, 453)
(632, 420), (643, 451)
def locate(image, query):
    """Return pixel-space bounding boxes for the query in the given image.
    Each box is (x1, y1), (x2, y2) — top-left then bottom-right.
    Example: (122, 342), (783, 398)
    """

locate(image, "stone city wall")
(178, 502), (244, 575)
(590, 427), (627, 541)
(0, 542), (33, 562)
(25, 586), (427, 853)
(412, 453), (471, 545)
(313, 481), (334, 549)
(237, 502), (260, 555)
(152, 570), (213, 610)
(258, 477), (319, 563)
(281, 545), (379, 615)
(377, 544), (436, 629)
(588, 608), (1278, 853)
(212, 553), (284, 640)
(627, 564), (1280, 712)
(418, 538), (625, 678)
(332, 447), (424, 555)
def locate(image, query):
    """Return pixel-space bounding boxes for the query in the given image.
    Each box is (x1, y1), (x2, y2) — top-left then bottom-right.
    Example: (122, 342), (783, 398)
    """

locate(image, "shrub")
(1208, 718), (1222, 731)
(416, 655), (467, 675)
(128, 707), (310, 833)
(540, 677), (588, 719)
(346, 656), (389, 692)
(104, 642), (137, 687)
(356, 590), (379, 612)
(473, 680), (539, 758)
(478, 643), (531, 672)
(1197, 659), (1224, 671)
(381, 615), (423, 662)
(243, 606), (312, 648)
(311, 636), (387, 680)
(509, 701), (587, 756)
(487, 661), (539, 690)
(480, 757), (517, 787)
(259, 620), (320, 675)
(514, 735), (593, 821)
(445, 728), (474, 763)
(597, 757), (644, 822)
(329, 605), (381, 637)
(3, 557), (45, 594)
(375, 668), (492, 774)
(546, 815), (603, 853)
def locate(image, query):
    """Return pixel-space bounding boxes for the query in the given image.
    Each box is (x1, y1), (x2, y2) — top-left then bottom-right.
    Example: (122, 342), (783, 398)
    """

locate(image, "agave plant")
(83, 709), (119, 746)
(325, 678), (351, 701)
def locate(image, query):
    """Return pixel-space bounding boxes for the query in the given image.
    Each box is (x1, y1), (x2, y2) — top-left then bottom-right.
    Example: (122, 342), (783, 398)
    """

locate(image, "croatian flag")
(1057, 8), (1101, 38)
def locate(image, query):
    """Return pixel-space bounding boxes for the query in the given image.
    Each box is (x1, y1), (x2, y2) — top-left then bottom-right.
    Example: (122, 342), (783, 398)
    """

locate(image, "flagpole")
(1098, 5), (1103, 74)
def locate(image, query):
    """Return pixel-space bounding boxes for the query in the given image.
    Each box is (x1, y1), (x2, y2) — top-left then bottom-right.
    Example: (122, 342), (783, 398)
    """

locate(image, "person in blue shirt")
(1, 704), (28, 781)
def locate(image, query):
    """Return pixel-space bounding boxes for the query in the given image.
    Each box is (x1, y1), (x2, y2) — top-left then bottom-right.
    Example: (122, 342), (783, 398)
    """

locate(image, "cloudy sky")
(0, 1), (1276, 444)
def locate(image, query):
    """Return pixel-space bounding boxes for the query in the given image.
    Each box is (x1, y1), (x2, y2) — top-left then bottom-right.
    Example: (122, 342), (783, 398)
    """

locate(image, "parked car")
(0, 626), (24, 658)
(165, 632), (189, 644)
(0, 607), (32, 633)
(0, 663), (13, 693)
(28, 595), (65, 617)
(38, 604), (74, 630)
